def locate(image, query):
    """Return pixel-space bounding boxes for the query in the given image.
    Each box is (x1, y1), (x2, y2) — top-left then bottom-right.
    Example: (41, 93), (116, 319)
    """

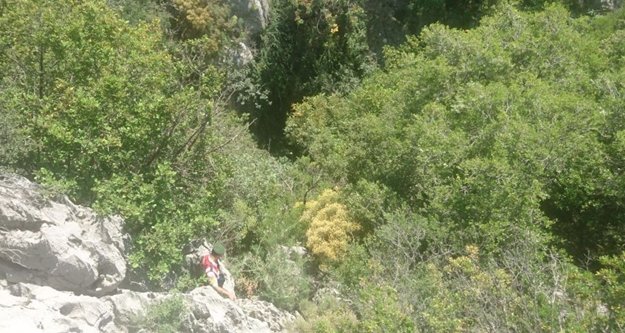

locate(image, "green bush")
(0, 102), (34, 169)
(230, 247), (312, 311)
(287, 3), (625, 265)
(94, 162), (220, 286)
(292, 294), (359, 333)
(597, 252), (625, 330)
(355, 282), (415, 333)
(135, 294), (189, 333)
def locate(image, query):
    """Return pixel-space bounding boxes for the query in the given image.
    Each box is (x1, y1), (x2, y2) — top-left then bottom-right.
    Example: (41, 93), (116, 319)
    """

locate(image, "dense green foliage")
(246, 0), (377, 149)
(1, 0), (625, 331)
(288, 3), (625, 262)
(285, 4), (625, 331)
(247, 0), (600, 147)
(0, 0), (294, 286)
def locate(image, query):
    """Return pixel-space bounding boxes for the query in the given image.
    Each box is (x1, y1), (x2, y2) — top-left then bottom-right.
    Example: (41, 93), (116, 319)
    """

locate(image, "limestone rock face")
(185, 287), (285, 333)
(226, 0), (269, 67)
(0, 280), (119, 333)
(0, 282), (295, 333)
(238, 297), (297, 332)
(104, 287), (296, 332)
(0, 174), (127, 296)
(230, 0), (269, 35)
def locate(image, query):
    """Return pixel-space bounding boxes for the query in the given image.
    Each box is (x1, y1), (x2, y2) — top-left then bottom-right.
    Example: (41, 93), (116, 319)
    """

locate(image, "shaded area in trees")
(246, 0), (376, 153)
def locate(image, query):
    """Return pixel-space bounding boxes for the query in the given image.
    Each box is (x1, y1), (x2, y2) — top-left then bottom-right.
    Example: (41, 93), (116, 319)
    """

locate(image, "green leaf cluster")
(133, 294), (189, 333)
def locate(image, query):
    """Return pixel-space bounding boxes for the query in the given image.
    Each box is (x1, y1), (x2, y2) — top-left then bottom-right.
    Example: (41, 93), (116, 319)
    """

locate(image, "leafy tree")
(363, 0), (609, 58)
(0, 0), (292, 288)
(247, 0), (376, 148)
(597, 252), (625, 330)
(106, 0), (170, 25)
(0, 104), (34, 170)
(168, 0), (235, 45)
(0, 0), (182, 199)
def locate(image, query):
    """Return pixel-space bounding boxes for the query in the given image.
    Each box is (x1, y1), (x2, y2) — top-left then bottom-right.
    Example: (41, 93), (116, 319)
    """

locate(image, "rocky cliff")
(0, 174), (294, 332)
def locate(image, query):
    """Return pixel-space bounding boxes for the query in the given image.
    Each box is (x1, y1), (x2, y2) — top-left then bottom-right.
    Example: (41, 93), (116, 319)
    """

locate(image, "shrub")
(135, 294), (189, 333)
(94, 163), (220, 286)
(230, 247), (312, 311)
(292, 294), (359, 333)
(597, 251), (625, 330)
(408, 244), (603, 332)
(300, 189), (360, 267)
(0, 103), (34, 170)
(248, 0), (376, 145)
(170, 0), (234, 42)
(355, 283), (415, 333)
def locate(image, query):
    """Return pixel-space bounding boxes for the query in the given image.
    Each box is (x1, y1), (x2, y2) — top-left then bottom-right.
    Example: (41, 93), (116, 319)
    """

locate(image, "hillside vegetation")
(1, 0), (624, 331)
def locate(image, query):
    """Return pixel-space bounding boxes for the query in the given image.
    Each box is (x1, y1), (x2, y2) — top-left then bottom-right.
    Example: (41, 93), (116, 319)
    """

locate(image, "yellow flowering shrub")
(170, 0), (231, 42)
(300, 189), (359, 265)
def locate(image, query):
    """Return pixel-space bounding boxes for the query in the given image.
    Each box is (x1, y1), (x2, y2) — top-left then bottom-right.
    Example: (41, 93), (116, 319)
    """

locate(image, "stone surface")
(102, 287), (295, 332)
(230, 0), (269, 35)
(186, 287), (272, 333)
(238, 297), (297, 332)
(231, 41), (254, 67)
(0, 174), (127, 296)
(0, 280), (119, 333)
(280, 245), (308, 259)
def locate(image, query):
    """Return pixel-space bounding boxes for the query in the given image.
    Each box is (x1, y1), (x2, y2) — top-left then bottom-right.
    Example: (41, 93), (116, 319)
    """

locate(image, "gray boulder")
(0, 280), (119, 333)
(238, 297), (298, 332)
(0, 174), (127, 296)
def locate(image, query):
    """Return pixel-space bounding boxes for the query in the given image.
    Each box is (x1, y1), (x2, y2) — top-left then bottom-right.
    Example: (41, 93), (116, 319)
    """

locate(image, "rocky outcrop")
(104, 287), (294, 332)
(225, 0), (270, 67)
(0, 174), (127, 296)
(230, 0), (269, 35)
(0, 279), (119, 332)
(0, 280), (295, 333)
(0, 174), (296, 332)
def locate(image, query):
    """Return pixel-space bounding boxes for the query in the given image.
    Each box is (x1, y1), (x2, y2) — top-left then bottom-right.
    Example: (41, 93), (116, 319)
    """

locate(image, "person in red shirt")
(201, 243), (236, 300)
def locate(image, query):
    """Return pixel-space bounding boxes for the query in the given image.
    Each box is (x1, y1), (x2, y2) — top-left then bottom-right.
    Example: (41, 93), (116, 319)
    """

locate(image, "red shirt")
(201, 255), (221, 287)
